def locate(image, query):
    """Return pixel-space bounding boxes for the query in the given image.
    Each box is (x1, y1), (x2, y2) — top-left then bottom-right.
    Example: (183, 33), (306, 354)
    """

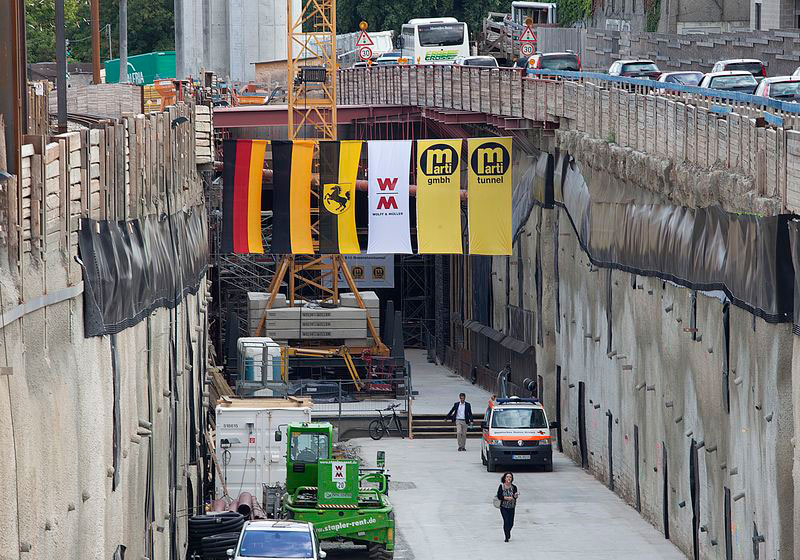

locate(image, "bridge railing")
(338, 65), (800, 212)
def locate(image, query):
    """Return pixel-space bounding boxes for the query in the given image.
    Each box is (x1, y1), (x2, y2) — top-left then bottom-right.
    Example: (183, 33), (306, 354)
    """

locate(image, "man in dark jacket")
(445, 393), (473, 451)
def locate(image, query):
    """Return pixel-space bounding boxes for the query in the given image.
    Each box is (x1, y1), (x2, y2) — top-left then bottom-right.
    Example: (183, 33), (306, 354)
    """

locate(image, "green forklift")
(277, 422), (395, 559)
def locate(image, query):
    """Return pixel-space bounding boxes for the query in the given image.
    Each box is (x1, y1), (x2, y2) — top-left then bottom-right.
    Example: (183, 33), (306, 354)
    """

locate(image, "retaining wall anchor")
(45, 520), (52, 531)
(593, 336), (600, 342)
(764, 412), (773, 422)
(752, 534), (766, 543)
(622, 364), (633, 370)
(720, 462), (727, 470)
(664, 304), (673, 313)
(82, 491), (90, 502)
(696, 440), (705, 449)
(19, 543), (32, 553)
(707, 347), (713, 353)
(568, 383), (575, 388)
(67, 503), (75, 511)
(607, 350), (617, 357)
(635, 382), (646, 391)
(685, 430), (693, 437)
(733, 491), (745, 501)
(678, 501), (686, 508)
(710, 539), (718, 546)
(615, 355), (627, 360)
(696, 334), (703, 342)
(700, 525), (707, 533)
(107, 467), (115, 477)
(733, 377), (743, 386)
(705, 445), (717, 453)
(593, 403), (600, 409)
(646, 385), (655, 391)
(163, 389), (171, 397)
(665, 401), (674, 408)
(730, 467), (738, 475)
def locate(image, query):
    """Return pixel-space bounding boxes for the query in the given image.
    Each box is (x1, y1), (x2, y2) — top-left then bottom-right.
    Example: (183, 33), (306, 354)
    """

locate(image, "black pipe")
(55, 0), (67, 133)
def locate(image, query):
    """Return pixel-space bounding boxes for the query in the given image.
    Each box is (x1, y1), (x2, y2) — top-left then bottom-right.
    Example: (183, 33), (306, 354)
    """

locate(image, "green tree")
(26, 0), (175, 64)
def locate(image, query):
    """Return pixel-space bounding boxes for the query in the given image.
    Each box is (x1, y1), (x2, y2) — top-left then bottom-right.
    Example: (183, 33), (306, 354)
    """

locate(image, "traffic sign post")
(519, 18), (537, 58)
(356, 21), (374, 62)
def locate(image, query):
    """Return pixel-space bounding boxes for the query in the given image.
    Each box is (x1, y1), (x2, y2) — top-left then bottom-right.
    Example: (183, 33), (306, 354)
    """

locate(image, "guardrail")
(338, 65), (800, 212)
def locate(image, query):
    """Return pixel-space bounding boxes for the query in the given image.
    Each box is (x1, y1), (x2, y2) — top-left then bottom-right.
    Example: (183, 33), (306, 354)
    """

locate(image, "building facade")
(175, 0), (301, 84)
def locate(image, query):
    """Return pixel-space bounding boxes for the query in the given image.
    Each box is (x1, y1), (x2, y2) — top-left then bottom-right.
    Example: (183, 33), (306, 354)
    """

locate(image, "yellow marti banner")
(467, 137), (512, 255)
(416, 139), (463, 254)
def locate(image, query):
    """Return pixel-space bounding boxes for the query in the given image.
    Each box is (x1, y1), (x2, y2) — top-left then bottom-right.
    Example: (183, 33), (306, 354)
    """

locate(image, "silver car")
(229, 520), (326, 560)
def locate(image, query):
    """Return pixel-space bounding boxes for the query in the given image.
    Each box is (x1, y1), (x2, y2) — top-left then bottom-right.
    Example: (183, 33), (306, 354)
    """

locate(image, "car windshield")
(237, 529), (314, 558)
(491, 408), (547, 429)
(725, 61), (763, 75)
(769, 81), (800, 98)
(465, 58), (497, 67)
(290, 432), (329, 463)
(621, 62), (658, 73)
(540, 55), (580, 71)
(710, 75), (756, 89)
(665, 73), (702, 86)
(417, 23), (464, 47)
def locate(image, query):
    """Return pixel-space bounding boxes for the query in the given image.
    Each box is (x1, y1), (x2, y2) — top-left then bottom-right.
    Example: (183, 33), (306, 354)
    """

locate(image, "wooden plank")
(30, 153), (42, 256)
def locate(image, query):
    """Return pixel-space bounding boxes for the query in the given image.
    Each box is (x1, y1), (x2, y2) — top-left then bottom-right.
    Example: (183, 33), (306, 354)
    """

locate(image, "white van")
(481, 397), (558, 472)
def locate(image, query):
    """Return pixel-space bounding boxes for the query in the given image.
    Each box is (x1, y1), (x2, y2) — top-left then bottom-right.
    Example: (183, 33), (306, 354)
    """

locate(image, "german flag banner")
(416, 139), (463, 254)
(467, 137), (513, 255)
(221, 139), (267, 254)
(367, 140), (413, 254)
(271, 140), (314, 254)
(318, 140), (362, 254)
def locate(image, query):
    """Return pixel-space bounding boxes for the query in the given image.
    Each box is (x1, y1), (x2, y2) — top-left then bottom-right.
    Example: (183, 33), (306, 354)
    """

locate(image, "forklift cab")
(281, 422), (334, 493)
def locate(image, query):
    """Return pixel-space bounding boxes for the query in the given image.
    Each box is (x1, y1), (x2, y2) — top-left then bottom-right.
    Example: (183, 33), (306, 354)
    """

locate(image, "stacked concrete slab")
(246, 291), (380, 345)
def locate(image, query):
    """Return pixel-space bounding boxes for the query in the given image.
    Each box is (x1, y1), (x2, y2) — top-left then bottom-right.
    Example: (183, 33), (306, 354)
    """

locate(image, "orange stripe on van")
(483, 434), (551, 442)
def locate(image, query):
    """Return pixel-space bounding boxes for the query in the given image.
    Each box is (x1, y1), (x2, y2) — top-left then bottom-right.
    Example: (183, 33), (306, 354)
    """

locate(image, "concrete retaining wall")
(0, 102), (208, 559)
(448, 132), (795, 558)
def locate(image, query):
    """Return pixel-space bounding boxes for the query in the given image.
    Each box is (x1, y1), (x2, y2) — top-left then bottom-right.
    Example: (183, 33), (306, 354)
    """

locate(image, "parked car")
(454, 55), (499, 68)
(753, 76), (800, 101)
(698, 71), (758, 93)
(526, 51), (581, 76)
(608, 59), (661, 79)
(374, 51), (403, 65)
(229, 520), (326, 560)
(657, 71), (704, 86)
(711, 59), (767, 82)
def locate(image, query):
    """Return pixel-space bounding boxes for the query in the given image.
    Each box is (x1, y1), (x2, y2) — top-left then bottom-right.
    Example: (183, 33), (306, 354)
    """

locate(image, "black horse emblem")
(323, 183), (352, 215)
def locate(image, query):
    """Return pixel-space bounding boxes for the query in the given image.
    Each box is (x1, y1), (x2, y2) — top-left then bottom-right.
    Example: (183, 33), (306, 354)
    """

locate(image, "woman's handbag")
(492, 495), (502, 508)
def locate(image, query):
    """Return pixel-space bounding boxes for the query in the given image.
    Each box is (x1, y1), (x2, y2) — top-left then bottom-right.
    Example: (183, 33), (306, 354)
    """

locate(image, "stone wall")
(48, 83), (142, 118)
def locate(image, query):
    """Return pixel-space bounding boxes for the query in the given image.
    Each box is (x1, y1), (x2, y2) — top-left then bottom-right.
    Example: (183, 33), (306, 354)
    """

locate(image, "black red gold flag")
(221, 139), (267, 254)
(318, 140), (362, 254)
(270, 140), (314, 254)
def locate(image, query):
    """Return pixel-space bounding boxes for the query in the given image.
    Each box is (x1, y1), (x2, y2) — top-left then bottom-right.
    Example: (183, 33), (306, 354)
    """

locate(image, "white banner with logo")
(367, 140), (412, 254)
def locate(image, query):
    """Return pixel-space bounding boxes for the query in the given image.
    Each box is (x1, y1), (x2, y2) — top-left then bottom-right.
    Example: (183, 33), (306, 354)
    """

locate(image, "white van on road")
(481, 397), (558, 472)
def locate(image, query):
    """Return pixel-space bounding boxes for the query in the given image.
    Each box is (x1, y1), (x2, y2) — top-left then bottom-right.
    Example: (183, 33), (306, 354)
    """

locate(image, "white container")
(215, 399), (312, 499)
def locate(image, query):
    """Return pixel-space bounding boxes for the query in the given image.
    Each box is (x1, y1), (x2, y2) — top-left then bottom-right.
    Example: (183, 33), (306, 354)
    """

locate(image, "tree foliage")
(26, 0), (175, 64)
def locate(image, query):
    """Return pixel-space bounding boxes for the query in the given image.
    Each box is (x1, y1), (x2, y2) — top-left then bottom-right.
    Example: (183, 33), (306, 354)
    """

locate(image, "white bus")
(399, 17), (470, 65)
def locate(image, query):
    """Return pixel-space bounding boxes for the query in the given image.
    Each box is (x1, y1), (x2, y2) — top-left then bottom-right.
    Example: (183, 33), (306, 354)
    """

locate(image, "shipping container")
(105, 51), (176, 85)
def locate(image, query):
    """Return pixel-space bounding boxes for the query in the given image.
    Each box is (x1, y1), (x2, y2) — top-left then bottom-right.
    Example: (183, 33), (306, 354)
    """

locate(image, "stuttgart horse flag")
(221, 138), (513, 256)
(318, 140), (362, 254)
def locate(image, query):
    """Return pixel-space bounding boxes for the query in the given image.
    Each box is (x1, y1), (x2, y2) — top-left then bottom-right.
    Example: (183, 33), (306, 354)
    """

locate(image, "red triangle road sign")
(355, 30), (374, 47)
(519, 25), (537, 42)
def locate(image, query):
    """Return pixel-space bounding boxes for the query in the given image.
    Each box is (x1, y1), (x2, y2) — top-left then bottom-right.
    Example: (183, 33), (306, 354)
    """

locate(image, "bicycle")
(368, 403), (405, 440)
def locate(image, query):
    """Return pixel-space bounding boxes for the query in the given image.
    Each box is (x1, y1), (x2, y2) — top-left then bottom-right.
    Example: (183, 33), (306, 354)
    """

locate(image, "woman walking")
(497, 472), (519, 542)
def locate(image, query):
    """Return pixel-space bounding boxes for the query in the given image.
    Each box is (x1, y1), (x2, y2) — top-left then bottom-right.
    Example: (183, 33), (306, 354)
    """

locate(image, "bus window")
(417, 23), (464, 47)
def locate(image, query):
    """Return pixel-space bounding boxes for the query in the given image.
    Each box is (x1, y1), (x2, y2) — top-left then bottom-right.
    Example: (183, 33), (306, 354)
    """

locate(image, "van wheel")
(481, 448), (487, 466)
(486, 456), (495, 472)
